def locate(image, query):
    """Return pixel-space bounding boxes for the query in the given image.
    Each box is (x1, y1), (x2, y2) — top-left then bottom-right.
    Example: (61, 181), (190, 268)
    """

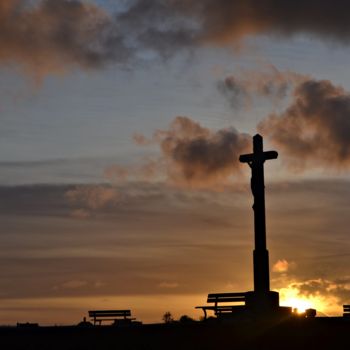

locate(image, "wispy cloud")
(217, 66), (308, 109)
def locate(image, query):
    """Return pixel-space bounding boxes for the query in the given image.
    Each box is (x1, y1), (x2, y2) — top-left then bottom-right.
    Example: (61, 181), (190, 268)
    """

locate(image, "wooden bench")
(343, 305), (350, 317)
(195, 292), (246, 319)
(88, 310), (135, 325)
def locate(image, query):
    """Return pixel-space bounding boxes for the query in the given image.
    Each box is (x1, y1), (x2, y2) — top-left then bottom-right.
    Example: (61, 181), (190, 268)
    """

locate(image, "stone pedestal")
(245, 291), (280, 313)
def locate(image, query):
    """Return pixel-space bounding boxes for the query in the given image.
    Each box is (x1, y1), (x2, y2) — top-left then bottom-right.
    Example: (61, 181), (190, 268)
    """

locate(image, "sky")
(1, 0), (350, 325)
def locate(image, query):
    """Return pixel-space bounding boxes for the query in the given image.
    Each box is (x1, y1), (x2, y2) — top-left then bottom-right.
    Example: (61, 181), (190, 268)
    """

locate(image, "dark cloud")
(217, 67), (350, 171)
(258, 79), (350, 170)
(158, 117), (250, 185)
(182, 0), (350, 44)
(4, 1), (350, 76)
(0, 0), (196, 76)
(0, 0), (132, 77)
(136, 116), (251, 187)
(119, 0), (350, 48)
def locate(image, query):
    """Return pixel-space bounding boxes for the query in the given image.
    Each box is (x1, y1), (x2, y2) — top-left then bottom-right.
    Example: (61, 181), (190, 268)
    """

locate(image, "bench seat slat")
(207, 297), (245, 303)
(89, 311), (131, 316)
(89, 310), (131, 313)
(89, 313), (131, 317)
(207, 292), (246, 303)
(89, 312), (131, 314)
(87, 318), (136, 321)
(207, 292), (246, 298)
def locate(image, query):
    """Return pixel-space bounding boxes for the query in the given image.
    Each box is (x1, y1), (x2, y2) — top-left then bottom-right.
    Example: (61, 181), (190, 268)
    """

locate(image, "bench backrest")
(343, 305), (350, 313)
(207, 292), (246, 304)
(89, 310), (131, 318)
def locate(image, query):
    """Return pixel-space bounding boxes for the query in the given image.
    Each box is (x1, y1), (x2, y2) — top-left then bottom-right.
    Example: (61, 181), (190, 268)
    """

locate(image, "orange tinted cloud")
(0, 0), (128, 77)
(258, 79), (350, 170)
(273, 259), (293, 273)
(177, 0), (350, 44)
(4, 1), (350, 76)
(277, 278), (350, 315)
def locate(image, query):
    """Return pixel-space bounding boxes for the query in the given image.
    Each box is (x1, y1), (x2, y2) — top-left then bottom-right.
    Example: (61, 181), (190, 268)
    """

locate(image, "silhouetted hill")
(1, 317), (349, 350)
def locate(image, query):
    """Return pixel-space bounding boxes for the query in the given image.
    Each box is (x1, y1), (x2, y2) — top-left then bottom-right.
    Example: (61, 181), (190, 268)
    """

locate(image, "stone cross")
(239, 134), (278, 294)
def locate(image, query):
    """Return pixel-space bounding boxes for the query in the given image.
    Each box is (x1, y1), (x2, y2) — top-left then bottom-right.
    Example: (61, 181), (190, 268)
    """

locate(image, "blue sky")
(1, 33), (350, 184)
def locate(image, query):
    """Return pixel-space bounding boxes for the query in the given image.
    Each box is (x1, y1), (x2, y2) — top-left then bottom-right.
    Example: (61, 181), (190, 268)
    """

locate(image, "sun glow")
(278, 285), (324, 314)
(284, 297), (312, 314)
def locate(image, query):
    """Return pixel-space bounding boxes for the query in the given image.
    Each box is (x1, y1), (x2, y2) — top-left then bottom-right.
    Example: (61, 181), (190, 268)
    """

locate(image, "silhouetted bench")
(88, 310), (135, 325)
(195, 292), (246, 319)
(343, 305), (350, 317)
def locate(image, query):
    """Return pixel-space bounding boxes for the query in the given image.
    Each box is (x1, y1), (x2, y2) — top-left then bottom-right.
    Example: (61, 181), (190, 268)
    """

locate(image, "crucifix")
(239, 134), (278, 295)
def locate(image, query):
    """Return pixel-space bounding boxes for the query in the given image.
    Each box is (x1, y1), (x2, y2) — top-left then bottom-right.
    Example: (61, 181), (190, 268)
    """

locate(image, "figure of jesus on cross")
(239, 134), (278, 295)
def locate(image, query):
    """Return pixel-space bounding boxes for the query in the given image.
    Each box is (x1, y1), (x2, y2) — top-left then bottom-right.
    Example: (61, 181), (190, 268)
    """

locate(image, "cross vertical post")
(239, 134), (278, 295)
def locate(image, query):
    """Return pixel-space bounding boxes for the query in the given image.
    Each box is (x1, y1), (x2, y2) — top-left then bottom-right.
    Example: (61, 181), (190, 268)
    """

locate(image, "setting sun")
(283, 297), (312, 314)
(277, 283), (334, 315)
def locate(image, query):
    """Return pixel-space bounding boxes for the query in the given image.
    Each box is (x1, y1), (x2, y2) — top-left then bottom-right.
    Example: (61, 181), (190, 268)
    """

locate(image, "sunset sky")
(1, 0), (350, 325)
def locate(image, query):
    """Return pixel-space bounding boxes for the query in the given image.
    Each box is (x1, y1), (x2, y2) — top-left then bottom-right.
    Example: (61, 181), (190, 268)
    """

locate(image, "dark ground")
(1, 317), (349, 350)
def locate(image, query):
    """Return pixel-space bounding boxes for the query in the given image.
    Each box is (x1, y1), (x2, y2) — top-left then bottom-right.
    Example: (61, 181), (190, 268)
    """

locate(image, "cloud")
(0, 0), (131, 78)
(4, 1), (350, 76)
(65, 185), (119, 216)
(258, 79), (350, 170)
(272, 259), (295, 273)
(0, 0), (196, 77)
(174, 0), (350, 45)
(120, 116), (251, 188)
(288, 278), (350, 310)
(157, 117), (250, 186)
(294, 277), (350, 303)
(217, 68), (350, 171)
(217, 66), (308, 109)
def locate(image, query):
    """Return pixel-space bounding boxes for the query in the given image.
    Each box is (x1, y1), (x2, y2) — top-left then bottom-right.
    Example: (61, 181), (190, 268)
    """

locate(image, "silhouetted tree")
(162, 311), (174, 323)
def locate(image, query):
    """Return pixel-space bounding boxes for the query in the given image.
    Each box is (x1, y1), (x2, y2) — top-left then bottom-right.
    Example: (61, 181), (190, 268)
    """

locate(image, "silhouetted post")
(239, 134), (278, 294)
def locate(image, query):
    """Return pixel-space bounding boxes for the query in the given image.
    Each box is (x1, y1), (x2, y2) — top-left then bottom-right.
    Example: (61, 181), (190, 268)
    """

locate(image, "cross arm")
(239, 153), (253, 163)
(239, 151), (278, 164)
(264, 151), (278, 160)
